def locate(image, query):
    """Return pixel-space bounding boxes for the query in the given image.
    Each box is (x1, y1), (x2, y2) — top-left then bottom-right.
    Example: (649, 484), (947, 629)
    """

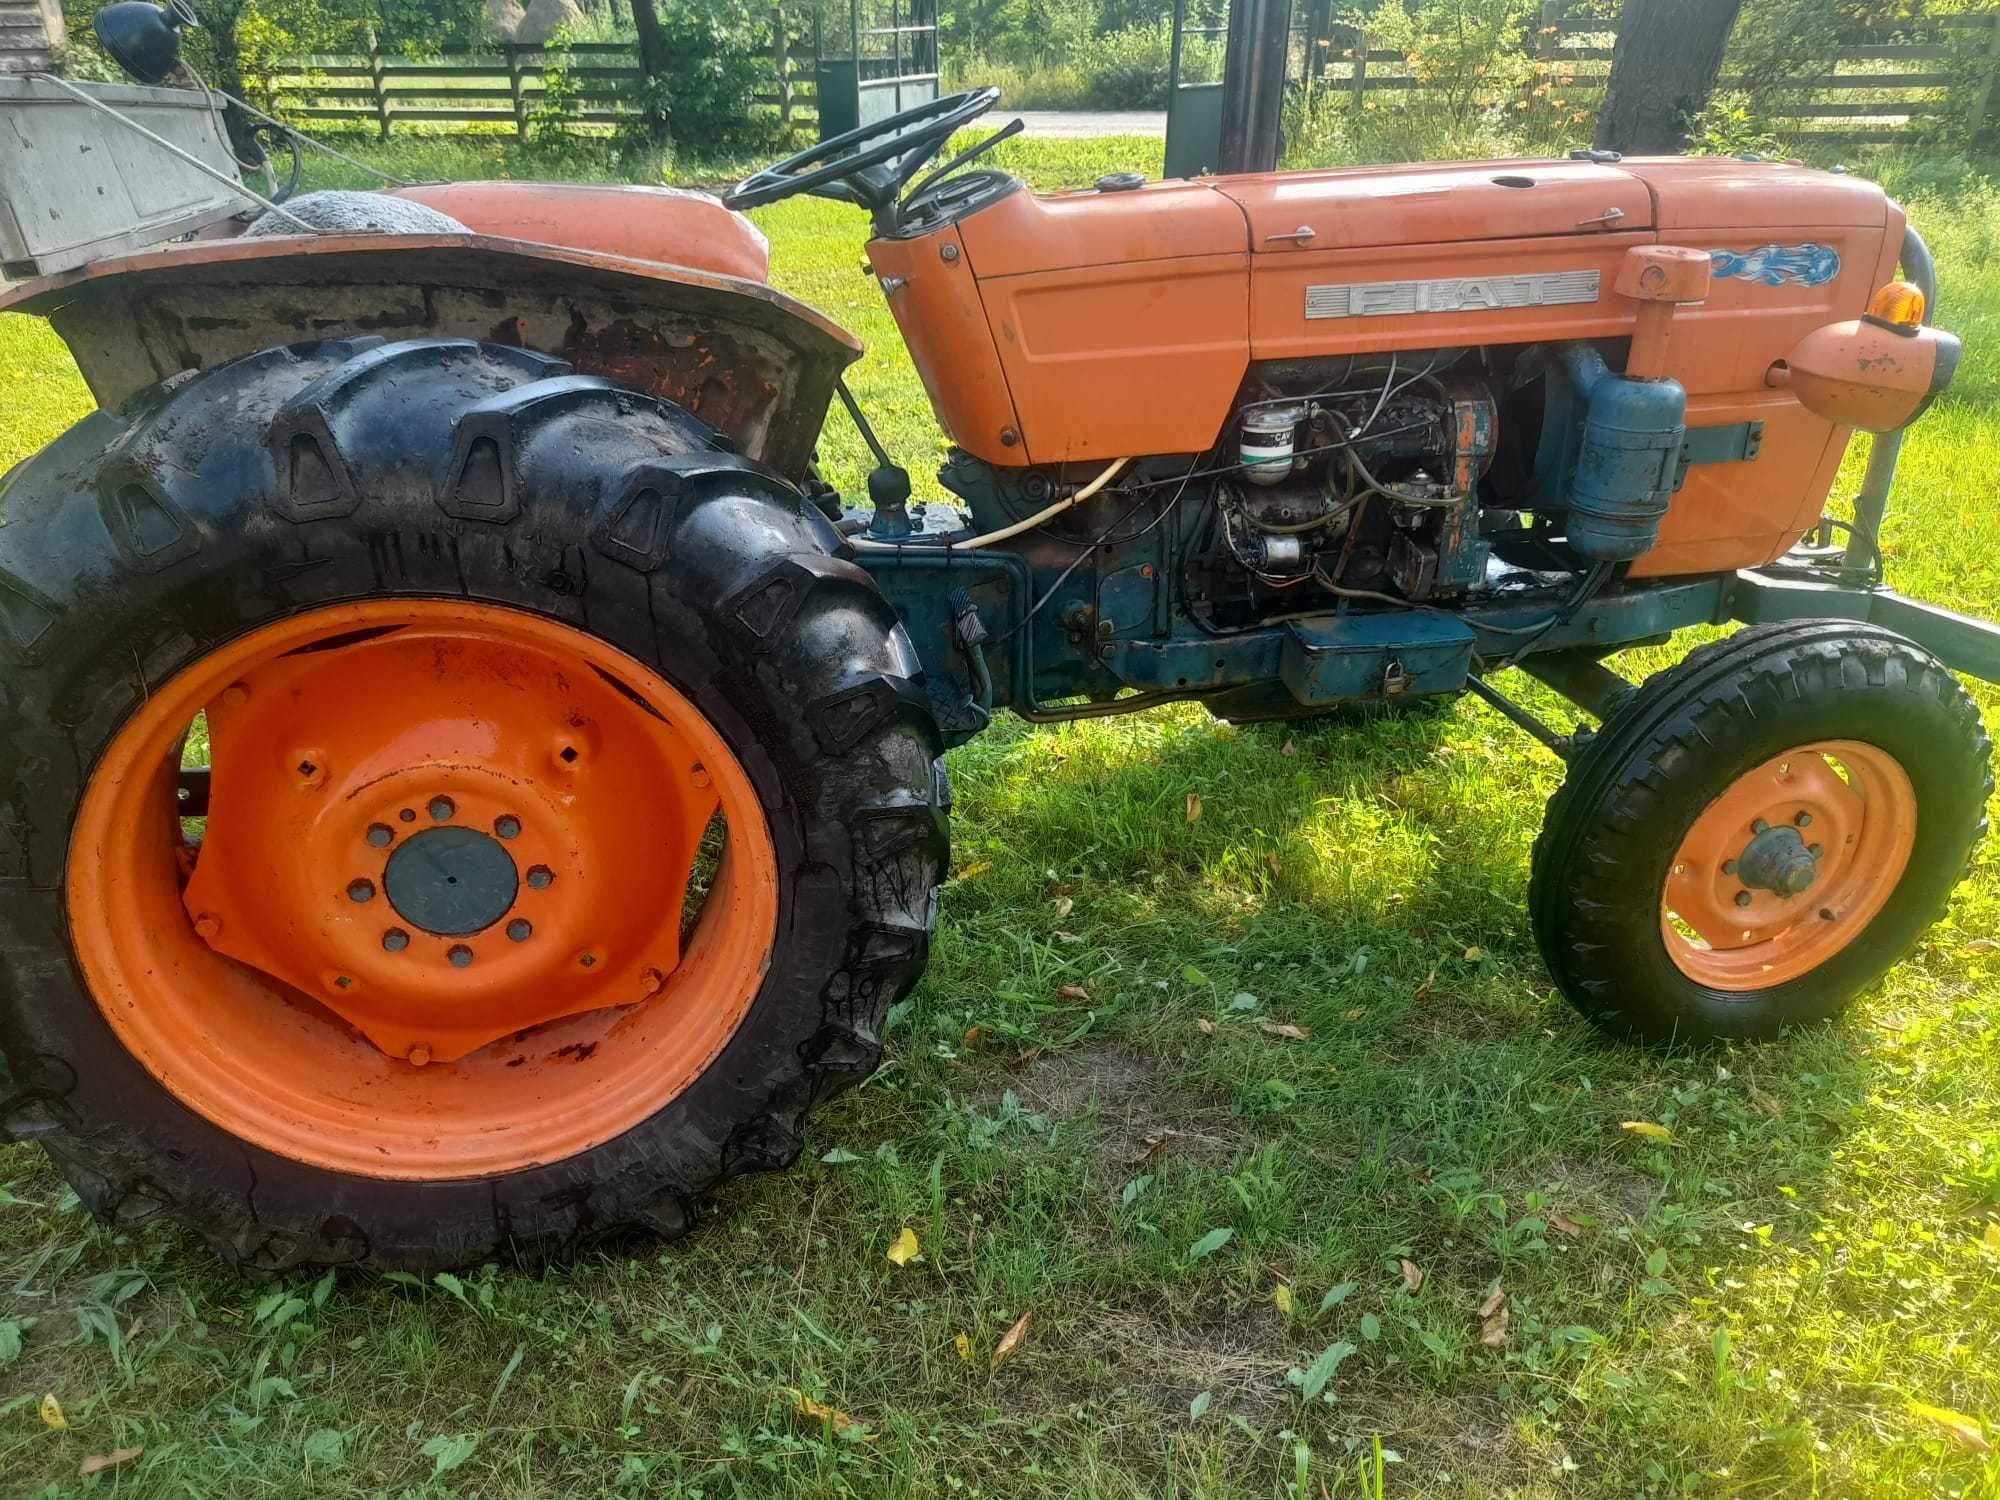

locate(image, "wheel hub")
(383, 825), (520, 935)
(1734, 822), (1819, 897)
(171, 612), (729, 1063)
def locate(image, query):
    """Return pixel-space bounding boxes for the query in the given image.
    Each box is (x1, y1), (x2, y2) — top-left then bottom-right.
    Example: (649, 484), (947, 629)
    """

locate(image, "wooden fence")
(1314, 2), (2000, 146)
(269, 16), (815, 138)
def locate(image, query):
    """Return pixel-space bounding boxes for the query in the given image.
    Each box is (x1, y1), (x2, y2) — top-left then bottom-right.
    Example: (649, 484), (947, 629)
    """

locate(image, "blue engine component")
(1557, 345), (1688, 562)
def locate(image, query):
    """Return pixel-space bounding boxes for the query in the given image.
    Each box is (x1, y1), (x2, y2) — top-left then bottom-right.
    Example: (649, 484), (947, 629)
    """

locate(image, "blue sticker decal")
(1708, 242), (1841, 288)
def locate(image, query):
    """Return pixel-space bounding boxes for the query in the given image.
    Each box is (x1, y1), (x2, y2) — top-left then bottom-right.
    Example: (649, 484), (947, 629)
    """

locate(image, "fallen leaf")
(1258, 1020), (1311, 1041)
(1746, 1085), (1785, 1119)
(1399, 1258), (1424, 1293)
(953, 1332), (971, 1361)
(885, 1227), (920, 1266)
(1476, 1284), (1506, 1320)
(953, 860), (991, 881)
(1273, 1283), (1295, 1317)
(1341, 1007), (1364, 1022)
(39, 1393), (65, 1430)
(1128, 1130), (1182, 1166)
(1187, 1226), (1235, 1261)
(962, 1026), (985, 1048)
(1874, 1015), (1907, 1034)
(1982, 1221), (2000, 1255)
(1480, 1305), (1511, 1347)
(1280, 740), (1297, 757)
(785, 1388), (874, 1441)
(1185, 792), (1203, 822)
(1621, 1121), (1673, 1140)
(79, 1448), (143, 1478)
(1463, 946), (1483, 962)
(1910, 1400), (1991, 1453)
(1411, 968), (1436, 1001)
(1962, 938), (2000, 954)
(991, 1312), (1031, 1371)
(1548, 1210), (1586, 1239)
(1196, 1018), (1216, 1035)
(1059, 984), (1090, 1001)
(1053, 895), (1074, 918)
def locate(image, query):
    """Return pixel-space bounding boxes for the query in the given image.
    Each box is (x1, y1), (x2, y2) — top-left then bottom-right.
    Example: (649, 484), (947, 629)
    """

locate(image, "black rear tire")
(0, 338), (949, 1271)
(1529, 621), (1990, 1042)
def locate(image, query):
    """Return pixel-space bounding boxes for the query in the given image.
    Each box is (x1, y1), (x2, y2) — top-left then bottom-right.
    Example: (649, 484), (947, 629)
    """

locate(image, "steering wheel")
(724, 87), (1000, 229)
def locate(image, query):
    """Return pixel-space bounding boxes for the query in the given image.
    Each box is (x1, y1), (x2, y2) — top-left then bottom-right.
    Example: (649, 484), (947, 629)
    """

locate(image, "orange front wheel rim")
(1660, 740), (1916, 991)
(66, 601), (780, 1179)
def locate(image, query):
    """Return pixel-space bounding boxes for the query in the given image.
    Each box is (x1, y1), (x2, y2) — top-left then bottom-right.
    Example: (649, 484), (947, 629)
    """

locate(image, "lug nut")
(407, 1045), (431, 1067)
(1795, 811), (1812, 828)
(526, 864), (554, 890)
(1752, 819), (1770, 834)
(494, 814), (521, 840)
(1721, 859), (1737, 875)
(448, 944), (474, 967)
(399, 807), (417, 823)
(366, 823), (394, 848)
(193, 912), (222, 940)
(1809, 843), (1823, 858)
(347, 878), (375, 903)
(382, 927), (410, 953)
(640, 966), (666, 997)
(1735, 890), (1753, 908)
(219, 684), (249, 709)
(690, 764), (712, 790)
(428, 796), (456, 822)
(506, 918), (532, 942)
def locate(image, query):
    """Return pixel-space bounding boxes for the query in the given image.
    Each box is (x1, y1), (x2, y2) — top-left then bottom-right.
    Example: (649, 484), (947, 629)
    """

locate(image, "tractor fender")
(0, 233), (858, 480)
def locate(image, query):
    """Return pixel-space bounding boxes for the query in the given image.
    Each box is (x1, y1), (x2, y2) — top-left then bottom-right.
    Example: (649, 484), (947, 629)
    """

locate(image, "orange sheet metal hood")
(391, 181), (772, 282)
(1214, 160), (1654, 251)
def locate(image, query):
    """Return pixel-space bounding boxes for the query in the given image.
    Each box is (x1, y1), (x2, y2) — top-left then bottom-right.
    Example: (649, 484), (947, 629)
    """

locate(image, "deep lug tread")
(0, 337), (948, 1268)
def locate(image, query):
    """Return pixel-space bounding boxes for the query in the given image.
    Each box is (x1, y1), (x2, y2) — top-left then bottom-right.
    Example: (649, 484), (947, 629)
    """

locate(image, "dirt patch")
(993, 1044), (1243, 1175)
(1087, 1299), (1294, 1415)
(1528, 1154), (1664, 1226)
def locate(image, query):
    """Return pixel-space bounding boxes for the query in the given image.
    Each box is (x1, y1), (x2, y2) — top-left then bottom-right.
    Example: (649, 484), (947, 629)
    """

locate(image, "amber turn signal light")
(1867, 280), (1926, 329)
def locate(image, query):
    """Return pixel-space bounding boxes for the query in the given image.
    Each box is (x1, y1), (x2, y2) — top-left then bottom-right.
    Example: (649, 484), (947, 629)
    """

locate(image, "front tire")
(0, 338), (949, 1270)
(1529, 621), (1990, 1042)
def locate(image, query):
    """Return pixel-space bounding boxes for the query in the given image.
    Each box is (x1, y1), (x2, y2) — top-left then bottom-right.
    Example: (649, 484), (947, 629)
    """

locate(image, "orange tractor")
(0, 20), (1988, 1268)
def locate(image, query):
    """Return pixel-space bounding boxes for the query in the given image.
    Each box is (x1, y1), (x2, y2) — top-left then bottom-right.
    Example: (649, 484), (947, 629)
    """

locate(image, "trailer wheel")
(1529, 621), (1990, 1042)
(0, 339), (948, 1271)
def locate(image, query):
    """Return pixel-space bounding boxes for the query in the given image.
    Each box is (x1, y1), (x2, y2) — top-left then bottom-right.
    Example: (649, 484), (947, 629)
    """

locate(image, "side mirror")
(93, 0), (200, 87)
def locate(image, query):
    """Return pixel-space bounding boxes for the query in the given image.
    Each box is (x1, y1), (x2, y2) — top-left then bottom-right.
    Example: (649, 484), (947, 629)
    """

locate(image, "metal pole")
(1216, 0), (1293, 174)
(1843, 225), (1938, 585)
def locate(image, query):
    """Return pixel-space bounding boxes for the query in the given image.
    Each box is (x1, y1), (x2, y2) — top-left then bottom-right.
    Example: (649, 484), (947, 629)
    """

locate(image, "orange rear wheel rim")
(66, 601), (779, 1179)
(1660, 740), (1915, 991)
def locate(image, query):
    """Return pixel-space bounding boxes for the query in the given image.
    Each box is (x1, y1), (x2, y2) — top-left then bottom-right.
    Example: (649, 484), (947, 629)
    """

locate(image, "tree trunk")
(1593, 0), (1745, 154)
(628, 0), (671, 137)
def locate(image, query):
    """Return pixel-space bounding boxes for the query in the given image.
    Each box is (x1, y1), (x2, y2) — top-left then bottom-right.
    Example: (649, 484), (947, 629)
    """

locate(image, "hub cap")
(66, 601), (779, 1178)
(1660, 741), (1916, 990)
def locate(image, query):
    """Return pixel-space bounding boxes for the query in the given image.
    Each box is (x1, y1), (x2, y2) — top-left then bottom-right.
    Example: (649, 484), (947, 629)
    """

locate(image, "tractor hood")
(1217, 160), (1655, 251)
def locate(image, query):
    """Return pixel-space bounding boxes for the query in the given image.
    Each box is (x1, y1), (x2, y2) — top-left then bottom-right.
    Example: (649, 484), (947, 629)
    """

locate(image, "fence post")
(1349, 27), (1368, 111)
(506, 42), (529, 142)
(772, 6), (791, 126)
(1538, 0), (1562, 61)
(1969, 11), (2000, 144)
(366, 28), (390, 139)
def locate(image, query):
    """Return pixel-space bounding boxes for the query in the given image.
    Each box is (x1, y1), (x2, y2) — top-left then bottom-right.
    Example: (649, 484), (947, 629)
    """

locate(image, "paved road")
(1009, 109), (1167, 138)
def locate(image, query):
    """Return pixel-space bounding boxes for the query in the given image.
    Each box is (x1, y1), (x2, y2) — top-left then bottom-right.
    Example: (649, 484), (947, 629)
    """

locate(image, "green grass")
(2, 139), (1999, 1499)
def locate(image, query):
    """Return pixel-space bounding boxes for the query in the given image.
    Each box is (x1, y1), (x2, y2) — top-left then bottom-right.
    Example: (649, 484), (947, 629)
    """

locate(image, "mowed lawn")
(1, 137), (1998, 1498)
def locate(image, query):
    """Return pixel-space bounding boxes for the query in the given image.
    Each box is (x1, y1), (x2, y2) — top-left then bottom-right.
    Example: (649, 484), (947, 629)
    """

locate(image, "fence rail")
(1307, 0), (2000, 147)
(269, 15), (817, 138)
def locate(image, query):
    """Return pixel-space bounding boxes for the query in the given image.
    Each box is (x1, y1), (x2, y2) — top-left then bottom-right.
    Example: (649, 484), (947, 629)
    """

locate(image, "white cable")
(849, 457), (1128, 552)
